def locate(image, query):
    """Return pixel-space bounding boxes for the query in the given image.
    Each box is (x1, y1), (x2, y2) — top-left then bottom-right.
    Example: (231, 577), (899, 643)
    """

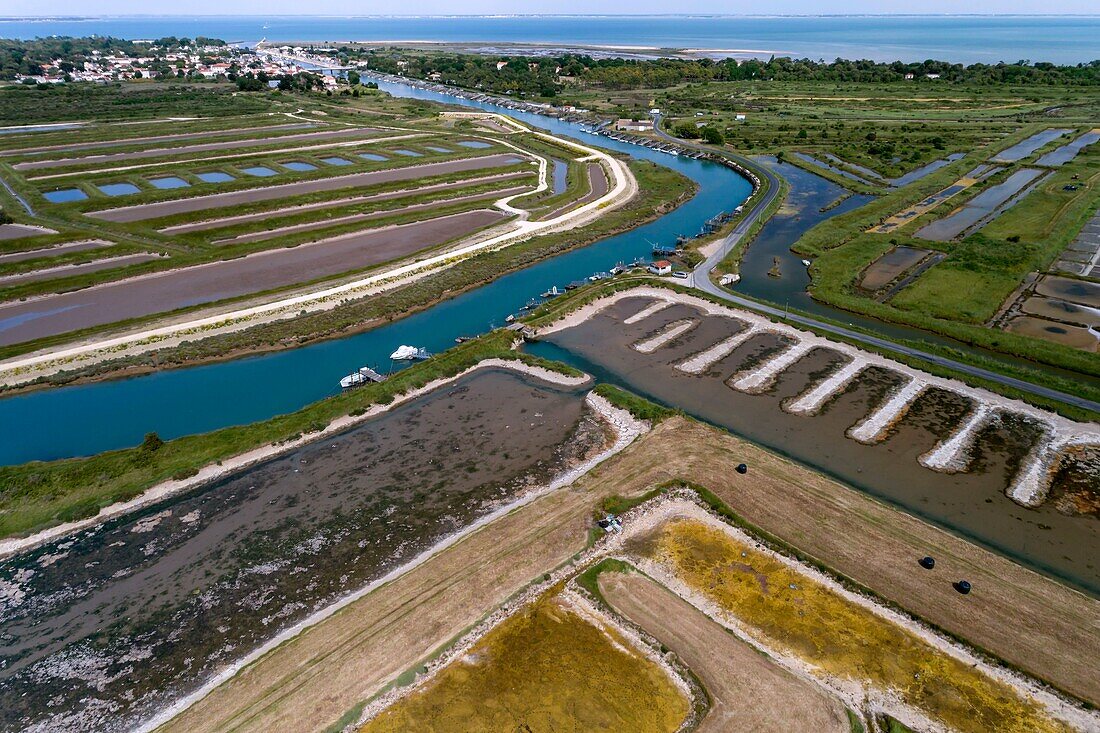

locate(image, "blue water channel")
(0, 80), (753, 464)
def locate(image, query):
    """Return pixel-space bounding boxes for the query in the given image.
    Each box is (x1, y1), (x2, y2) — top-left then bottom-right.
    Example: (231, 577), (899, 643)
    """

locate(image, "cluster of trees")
(586, 56), (1100, 87)
(672, 121), (724, 144)
(0, 37), (144, 79)
(357, 52), (562, 97)
(349, 50), (1100, 96)
(235, 71), (323, 92)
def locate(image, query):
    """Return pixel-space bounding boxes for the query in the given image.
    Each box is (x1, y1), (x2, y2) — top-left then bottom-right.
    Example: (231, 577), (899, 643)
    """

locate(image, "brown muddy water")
(0, 368), (606, 732)
(535, 297), (1100, 593)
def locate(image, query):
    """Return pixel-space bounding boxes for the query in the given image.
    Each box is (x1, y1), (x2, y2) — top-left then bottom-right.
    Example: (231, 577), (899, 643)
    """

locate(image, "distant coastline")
(1, 14), (1098, 64)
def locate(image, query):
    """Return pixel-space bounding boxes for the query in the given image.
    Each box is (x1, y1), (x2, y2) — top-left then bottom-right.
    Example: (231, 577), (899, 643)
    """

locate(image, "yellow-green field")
(649, 517), (1071, 733)
(360, 593), (690, 732)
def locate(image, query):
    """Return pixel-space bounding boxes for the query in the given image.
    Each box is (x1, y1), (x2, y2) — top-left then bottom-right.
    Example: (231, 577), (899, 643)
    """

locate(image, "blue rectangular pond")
(320, 156), (353, 166)
(392, 149), (422, 157)
(240, 166), (278, 177)
(196, 171), (234, 183)
(358, 152), (387, 162)
(425, 146), (452, 153)
(457, 140), (491, 149)
(42, 188), (88, 203)
(97, 182), (141, 197)
(282, 161), (317, 171)
(148, 176), (190, 190)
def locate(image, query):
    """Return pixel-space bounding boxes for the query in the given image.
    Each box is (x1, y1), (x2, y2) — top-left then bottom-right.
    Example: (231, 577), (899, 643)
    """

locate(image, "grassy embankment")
(6, 158), (692, 384)
(578, 79), (1094, 177)
(795, 134), (1100, 381)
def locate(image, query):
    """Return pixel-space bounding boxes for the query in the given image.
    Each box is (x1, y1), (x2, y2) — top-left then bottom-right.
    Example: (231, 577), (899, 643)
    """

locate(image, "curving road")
(650, 115), (1100, 414)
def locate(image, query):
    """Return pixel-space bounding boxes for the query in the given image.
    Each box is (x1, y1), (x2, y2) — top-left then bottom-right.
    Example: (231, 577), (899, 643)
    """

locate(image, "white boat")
(801, 259), (812, 267)
(390, 345), (431, 361)
(339, 366), (385, 389)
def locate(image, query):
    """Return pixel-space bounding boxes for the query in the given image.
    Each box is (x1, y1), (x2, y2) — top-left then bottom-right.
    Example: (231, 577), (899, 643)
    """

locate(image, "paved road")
(648, 116), (1100, 414)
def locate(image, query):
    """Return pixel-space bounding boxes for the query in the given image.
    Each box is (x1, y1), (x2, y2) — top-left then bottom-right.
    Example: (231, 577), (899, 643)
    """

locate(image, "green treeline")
(355, 50), (1100, 94)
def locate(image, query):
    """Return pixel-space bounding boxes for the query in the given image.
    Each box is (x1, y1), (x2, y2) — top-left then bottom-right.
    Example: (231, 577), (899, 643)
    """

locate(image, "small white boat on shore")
(390, 345), (431, 361)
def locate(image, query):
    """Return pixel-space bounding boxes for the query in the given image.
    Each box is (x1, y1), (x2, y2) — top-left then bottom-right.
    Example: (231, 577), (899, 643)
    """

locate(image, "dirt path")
(599, 572), (849, 732)
(155, 477), (597, 733)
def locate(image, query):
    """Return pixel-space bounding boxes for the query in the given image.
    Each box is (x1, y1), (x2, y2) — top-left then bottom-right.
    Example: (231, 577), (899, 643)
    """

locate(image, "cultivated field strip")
(211, 185), (531, 246)
(0, 122), (317, 158)
(0, 253), (162, 287)
(0, 209), (505, 346)
(13, 127), (379, 171)
(599, 572), (850, 733)
(0, 223), (57, 241)
(158, 170), (533, 234)
(85, 154), (527, 222)
(0, 239), (113, 264)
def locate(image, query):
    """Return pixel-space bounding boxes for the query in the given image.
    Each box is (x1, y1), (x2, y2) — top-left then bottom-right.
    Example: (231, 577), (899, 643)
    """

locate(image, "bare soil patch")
(599, 571), (849, 733)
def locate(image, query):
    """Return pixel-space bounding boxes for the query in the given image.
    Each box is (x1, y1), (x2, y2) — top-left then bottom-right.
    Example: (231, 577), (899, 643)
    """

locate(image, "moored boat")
(390, 345), (431, 360)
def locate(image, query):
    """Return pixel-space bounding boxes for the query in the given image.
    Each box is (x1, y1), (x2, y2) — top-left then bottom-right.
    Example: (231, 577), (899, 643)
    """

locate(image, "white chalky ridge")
(538, 286), (1100, 508)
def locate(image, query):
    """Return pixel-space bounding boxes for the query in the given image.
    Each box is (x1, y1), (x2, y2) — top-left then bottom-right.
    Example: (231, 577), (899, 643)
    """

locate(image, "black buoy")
(954, 580), (972, 595)
(736, 463), (748, 475)
(919, 556), (936, 570)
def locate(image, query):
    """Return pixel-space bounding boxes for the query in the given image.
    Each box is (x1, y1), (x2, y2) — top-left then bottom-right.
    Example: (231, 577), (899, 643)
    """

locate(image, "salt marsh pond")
(0, 368), (608, 732)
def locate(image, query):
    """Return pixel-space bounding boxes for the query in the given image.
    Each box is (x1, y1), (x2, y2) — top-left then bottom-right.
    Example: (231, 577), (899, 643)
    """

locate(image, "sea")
(0, 15), (1098, 64)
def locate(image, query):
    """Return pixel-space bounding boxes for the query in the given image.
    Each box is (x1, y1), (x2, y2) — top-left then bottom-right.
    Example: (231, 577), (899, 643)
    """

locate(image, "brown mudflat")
(0, 224), (56, 241)
(156, 416), (1100, 732)
(0, 368), (600, 732)
(859, 245), (930, 291)
(87, 154), (525, 223)
(599, 571), (849, 733)
(544, 296), (1100, 591)
(0, 209), (503, 346)
(542, 161), (608, 220)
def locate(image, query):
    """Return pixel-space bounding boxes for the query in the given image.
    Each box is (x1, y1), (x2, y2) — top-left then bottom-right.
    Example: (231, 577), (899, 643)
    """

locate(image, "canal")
(0, 79), (1092, 466)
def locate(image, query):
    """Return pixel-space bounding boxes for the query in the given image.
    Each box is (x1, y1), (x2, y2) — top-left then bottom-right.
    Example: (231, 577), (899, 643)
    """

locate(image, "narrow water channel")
(0, 79), (1092, 466)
